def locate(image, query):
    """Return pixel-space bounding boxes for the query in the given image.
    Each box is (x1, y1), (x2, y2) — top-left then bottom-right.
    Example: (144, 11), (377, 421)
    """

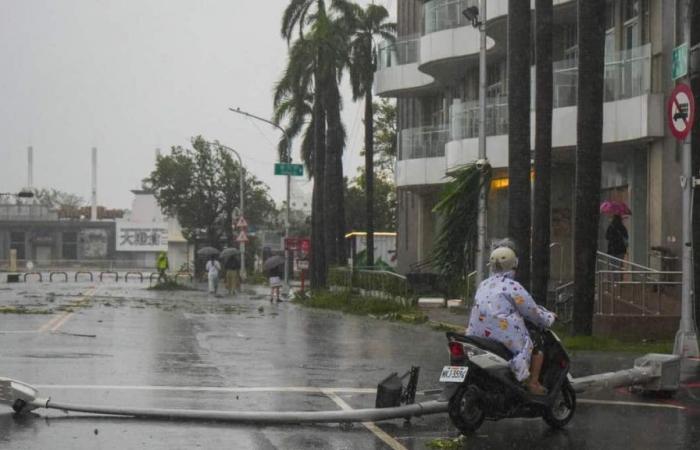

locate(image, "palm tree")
(532, 0), (553, 305)
(276, 0), (349, 284)
(507, 0), (532, 289)
(334, 1), (396, 267)
(572, 0), (606, 335)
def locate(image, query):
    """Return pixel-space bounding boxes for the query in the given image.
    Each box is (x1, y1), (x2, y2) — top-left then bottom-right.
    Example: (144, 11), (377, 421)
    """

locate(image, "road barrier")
(74, 271), (94, 282)
(125, 272), (143, 283)
(99, 271), (119, 282)
(49, 272), (68, 282)
(23, 272), (42, 282)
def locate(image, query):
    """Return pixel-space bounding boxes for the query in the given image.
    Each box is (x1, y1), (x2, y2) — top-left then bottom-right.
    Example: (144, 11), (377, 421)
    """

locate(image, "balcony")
(551, 44), (652, 108)
(450, 96), (508, 141)
(398, 125), (449, 160)
(423, 0), (478, 34)
(419, 0), (495, 82)
(374, 35), (435, 97)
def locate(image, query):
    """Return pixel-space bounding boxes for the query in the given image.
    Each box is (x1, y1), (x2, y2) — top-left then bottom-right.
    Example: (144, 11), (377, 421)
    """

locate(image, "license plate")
(439, 366), (468, 383)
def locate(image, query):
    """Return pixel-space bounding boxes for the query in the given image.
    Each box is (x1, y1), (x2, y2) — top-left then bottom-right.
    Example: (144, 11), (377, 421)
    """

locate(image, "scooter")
(440, 324), (576, 434)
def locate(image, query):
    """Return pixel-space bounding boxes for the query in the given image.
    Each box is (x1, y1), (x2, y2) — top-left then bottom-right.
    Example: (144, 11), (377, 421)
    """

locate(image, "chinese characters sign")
(116, 222), (168, 252)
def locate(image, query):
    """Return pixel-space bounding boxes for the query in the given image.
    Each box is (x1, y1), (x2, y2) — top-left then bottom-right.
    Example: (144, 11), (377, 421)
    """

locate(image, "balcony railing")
(378, 35), (420, 70)
(398, 126), (449, 160)
(449, 96), (509, 140)
(423, 0), (478, 35)
(553, 43), (652, 108)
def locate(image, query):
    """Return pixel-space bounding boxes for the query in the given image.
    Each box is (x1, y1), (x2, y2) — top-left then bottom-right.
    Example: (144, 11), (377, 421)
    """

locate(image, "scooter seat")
(461, 336), (514, 361)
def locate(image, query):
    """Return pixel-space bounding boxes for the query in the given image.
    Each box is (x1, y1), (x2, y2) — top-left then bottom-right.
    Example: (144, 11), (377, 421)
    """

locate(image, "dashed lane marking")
(322, 389), (407, 450)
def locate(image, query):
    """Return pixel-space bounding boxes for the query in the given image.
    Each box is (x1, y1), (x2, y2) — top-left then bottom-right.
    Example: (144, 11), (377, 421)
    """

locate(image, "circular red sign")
(668, 83), (696, 141)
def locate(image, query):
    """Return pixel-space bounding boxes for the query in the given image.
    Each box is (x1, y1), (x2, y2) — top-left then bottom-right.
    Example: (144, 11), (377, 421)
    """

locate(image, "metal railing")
(449, 96), (508, 141)
(423, 0), (478, 34)
(398, 125), (449, 160)
(551, 43), (652, 108)
(595, 252), (682, 317)
(329, 267), (411, 304)
(377, 35), (420, 70)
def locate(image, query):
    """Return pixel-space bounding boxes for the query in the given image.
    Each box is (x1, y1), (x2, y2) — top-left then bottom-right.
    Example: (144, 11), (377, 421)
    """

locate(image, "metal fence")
(329, 267), (412, 304)
(595, 252), (681, 317)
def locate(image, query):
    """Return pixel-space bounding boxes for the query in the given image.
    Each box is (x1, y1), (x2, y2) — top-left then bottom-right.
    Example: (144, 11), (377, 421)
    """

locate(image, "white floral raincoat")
(466, 272), (556, 381)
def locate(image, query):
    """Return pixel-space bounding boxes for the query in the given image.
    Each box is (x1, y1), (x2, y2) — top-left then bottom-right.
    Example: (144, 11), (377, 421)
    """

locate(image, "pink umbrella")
(600, 200), (632, 216)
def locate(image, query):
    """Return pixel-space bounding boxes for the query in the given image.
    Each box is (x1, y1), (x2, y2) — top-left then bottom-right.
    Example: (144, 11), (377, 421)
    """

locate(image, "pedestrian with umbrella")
(264, 255), (285, 302)
(220, 248), (241, 295)
(205, 254), (222, 295)
(601, 201), (630, 274)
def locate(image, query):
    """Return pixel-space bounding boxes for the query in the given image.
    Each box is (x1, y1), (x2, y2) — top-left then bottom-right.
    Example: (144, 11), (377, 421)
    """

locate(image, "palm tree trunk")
(365, 90), (375, 267)
(572, 0), (606, 336)
(507, 0), (532, 289)
(532, 0), (553, 305)
(323, 80), (342, 267)
(311, 78), (327, 288)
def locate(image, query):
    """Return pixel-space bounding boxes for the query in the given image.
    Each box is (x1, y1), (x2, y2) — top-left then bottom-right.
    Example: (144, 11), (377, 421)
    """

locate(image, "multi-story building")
(377, 0), (684, 281)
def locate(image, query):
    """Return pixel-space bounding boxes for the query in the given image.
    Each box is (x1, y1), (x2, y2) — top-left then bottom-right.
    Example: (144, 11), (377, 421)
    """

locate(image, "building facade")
(377, 0), (685, 278)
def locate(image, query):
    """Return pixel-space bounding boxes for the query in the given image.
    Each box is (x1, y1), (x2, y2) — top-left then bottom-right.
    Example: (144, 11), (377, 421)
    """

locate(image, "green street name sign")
(673, 44), (688, 80)
(274, 162), (304, 177)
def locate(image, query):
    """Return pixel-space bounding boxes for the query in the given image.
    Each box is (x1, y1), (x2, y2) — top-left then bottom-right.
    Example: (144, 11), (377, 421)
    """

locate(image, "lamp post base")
(673, 329), (700, 358)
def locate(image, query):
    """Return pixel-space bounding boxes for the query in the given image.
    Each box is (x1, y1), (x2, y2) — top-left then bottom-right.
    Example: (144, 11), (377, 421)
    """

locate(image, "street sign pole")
(673, 0), (699, 358)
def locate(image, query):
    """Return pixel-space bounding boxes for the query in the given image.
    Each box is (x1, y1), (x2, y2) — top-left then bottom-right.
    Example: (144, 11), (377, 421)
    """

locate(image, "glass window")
(676, 0), (687, 45)
(623, 0), (640, 22)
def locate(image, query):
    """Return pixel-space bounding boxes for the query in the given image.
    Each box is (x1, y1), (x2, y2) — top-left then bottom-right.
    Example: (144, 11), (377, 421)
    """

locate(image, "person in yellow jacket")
(156, 252), (169, 283)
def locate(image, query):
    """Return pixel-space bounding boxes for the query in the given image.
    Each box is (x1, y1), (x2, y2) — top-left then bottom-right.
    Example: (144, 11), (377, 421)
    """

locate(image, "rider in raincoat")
(466, 243), (556, 394)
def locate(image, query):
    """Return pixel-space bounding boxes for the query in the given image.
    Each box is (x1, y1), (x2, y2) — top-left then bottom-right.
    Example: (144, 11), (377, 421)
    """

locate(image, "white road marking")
(322, 389), (407, 450)
(578, 398), (686, 410)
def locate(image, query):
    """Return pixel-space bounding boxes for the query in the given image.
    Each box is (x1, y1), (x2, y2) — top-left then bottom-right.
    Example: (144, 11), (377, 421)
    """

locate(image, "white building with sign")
(116, 190), (192, 271)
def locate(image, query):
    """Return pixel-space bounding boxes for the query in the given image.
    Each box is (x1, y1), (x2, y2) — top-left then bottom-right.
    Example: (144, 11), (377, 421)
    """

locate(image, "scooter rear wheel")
(448, 384), (485, 435)
(543, 381), (576, 429)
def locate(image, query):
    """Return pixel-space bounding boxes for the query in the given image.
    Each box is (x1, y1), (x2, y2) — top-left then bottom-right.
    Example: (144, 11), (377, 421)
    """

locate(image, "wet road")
(0, 280), (698, 449)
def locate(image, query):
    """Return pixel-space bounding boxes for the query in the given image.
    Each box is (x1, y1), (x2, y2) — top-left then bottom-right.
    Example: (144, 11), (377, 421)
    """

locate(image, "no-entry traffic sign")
(668, 83), (695, 141)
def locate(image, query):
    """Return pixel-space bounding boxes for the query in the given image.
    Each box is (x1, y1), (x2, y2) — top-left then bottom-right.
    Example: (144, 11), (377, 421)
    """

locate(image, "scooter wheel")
(543, 381), (576, 429)
(448, 385), (484, 435)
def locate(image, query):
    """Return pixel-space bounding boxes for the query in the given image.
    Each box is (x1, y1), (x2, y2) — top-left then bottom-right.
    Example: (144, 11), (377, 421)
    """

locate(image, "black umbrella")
(263, 255), (285, 271)
(196, 246), (220, 257)
(220, 248), (241, 260)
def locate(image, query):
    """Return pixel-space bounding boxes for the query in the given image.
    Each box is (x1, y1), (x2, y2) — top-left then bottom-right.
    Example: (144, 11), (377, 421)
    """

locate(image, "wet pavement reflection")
(0, 281), (698, 449)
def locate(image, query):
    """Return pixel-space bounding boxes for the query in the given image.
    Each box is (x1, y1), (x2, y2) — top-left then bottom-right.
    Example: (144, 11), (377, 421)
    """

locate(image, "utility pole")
(674, 0), (700, 358)
(464, 0), (489, 284)
(229, 107), (292, 297)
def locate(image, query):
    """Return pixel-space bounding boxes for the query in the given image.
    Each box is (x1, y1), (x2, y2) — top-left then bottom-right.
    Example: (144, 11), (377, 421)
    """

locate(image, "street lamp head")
(462, 6), (481, 28)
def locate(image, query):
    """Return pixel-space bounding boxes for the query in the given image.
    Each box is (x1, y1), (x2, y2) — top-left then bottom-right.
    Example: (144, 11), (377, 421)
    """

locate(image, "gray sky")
(0, 0), (393, 209)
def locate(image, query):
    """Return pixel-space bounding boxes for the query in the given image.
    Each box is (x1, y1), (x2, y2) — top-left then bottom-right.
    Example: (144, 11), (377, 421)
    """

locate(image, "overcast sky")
(0, 0), (394, 209)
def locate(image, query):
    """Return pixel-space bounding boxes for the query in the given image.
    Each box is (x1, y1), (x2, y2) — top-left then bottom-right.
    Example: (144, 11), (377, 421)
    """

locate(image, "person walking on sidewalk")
(205, 255), (222, 295)
(225, 256), (241, 295)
